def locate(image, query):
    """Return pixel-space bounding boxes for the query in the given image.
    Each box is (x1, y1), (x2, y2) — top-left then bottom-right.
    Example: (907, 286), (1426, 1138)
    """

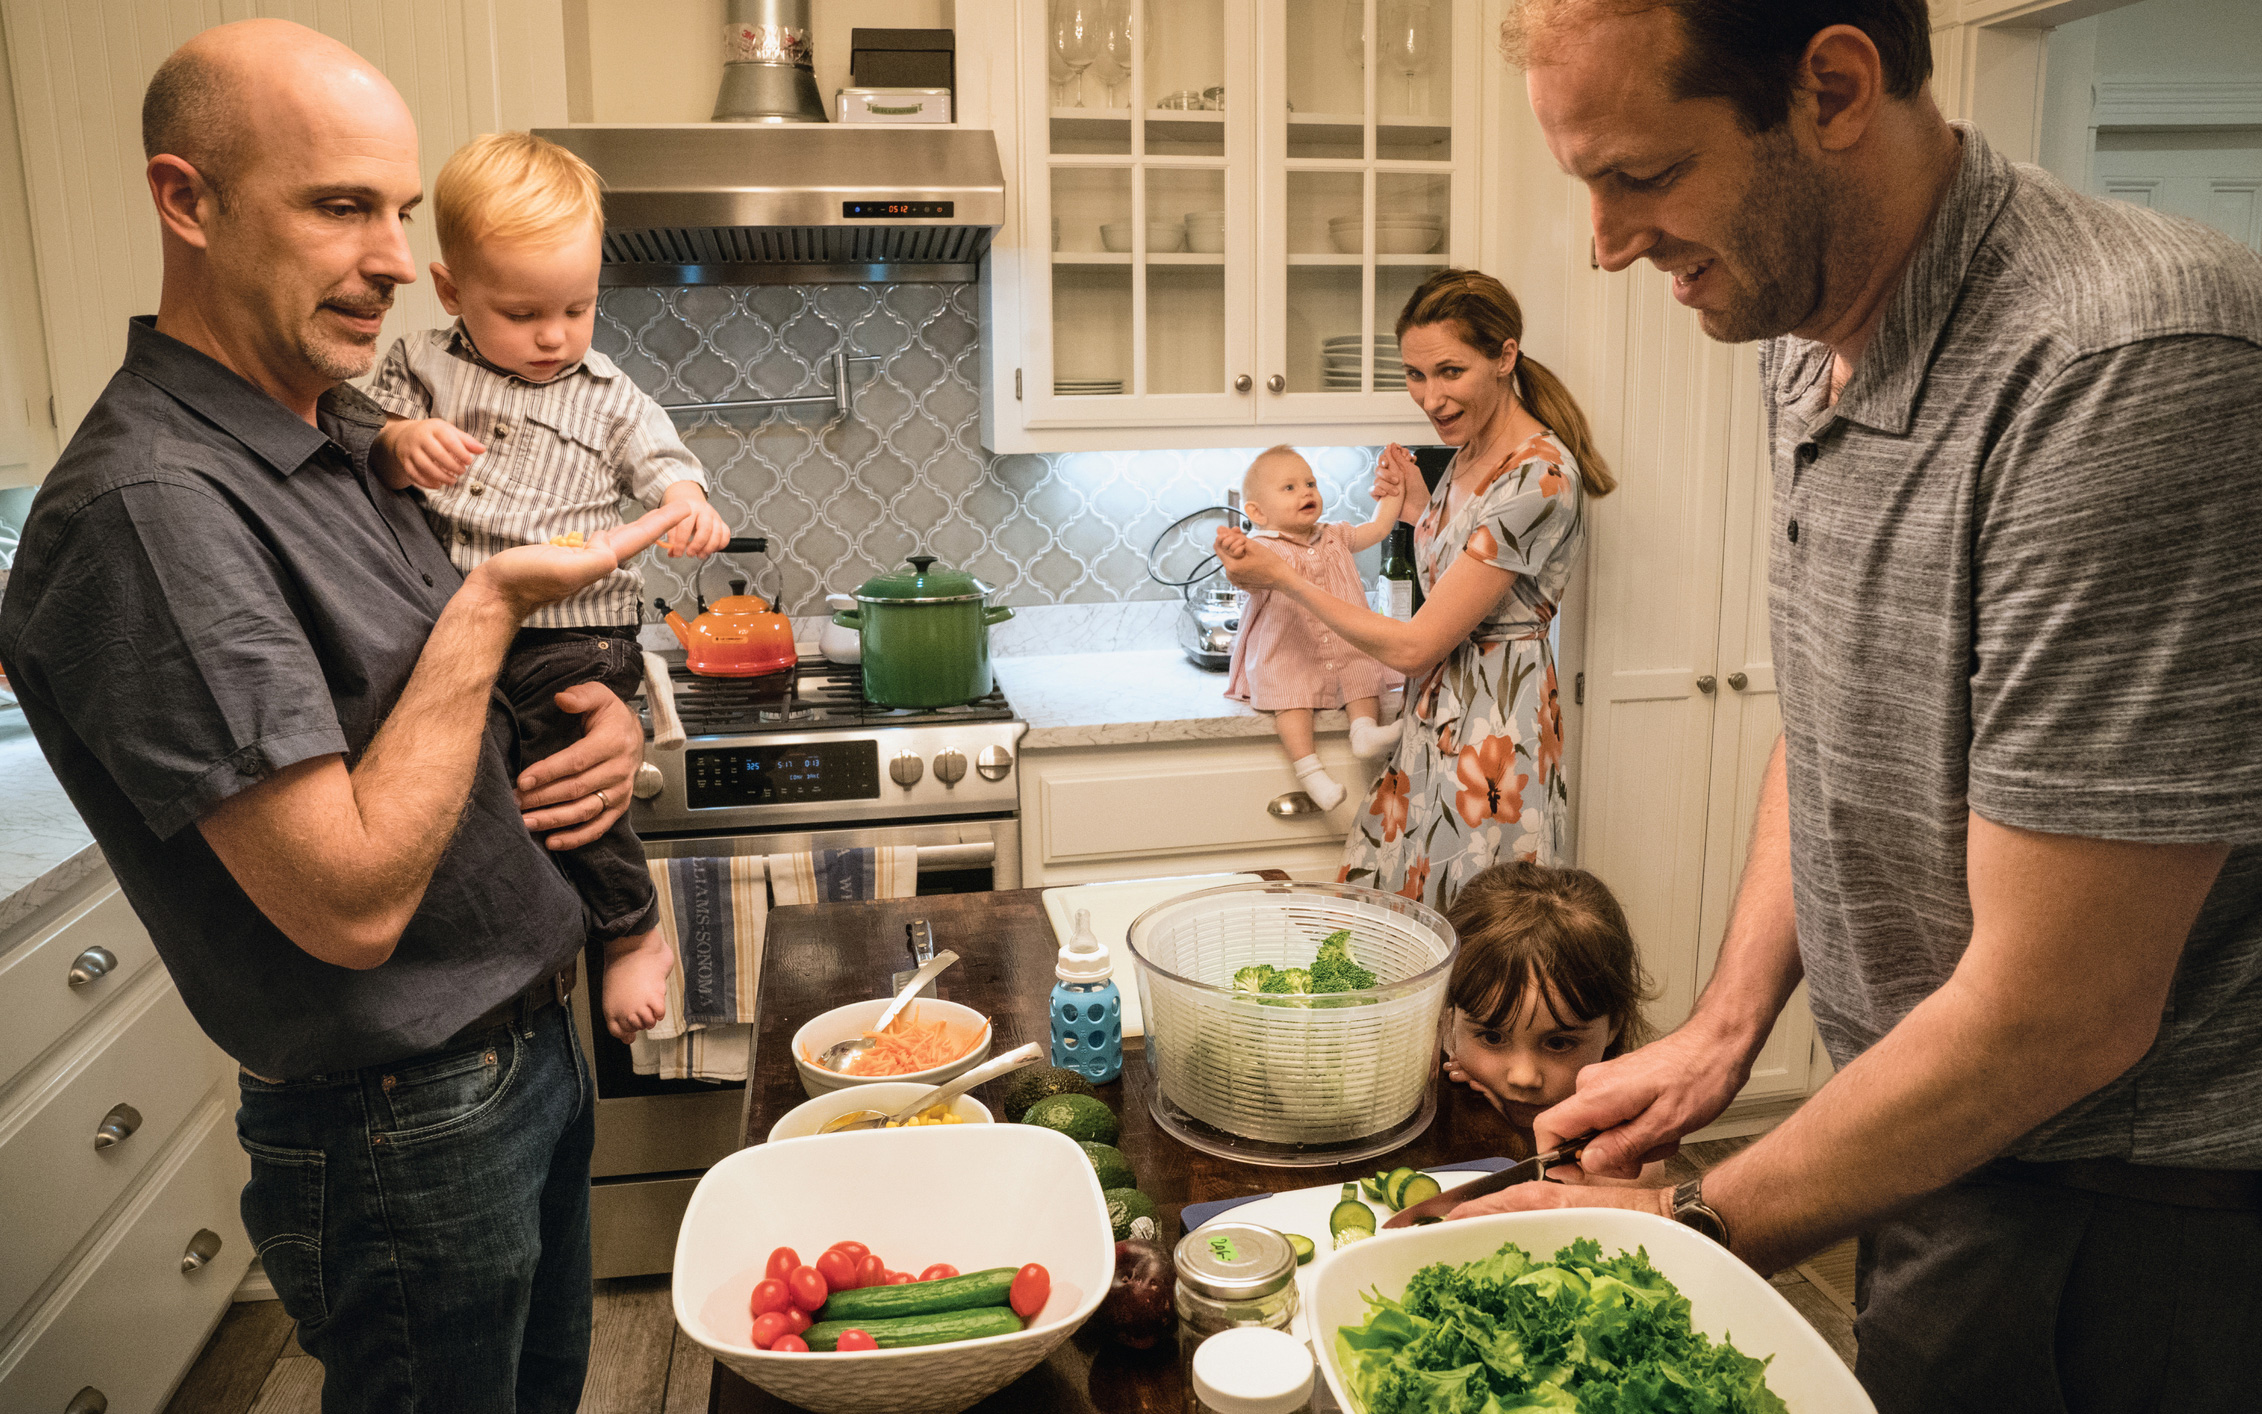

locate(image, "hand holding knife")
(1381, 1132), (1602, 1228)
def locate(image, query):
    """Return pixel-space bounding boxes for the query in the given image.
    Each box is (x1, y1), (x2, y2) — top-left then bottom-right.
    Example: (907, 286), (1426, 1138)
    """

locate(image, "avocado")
(1021, 1093), (1120, 1146)
(1103, 1187), (1158, 1241)
(1079, 1141), (1137, 1192)
(1000, 1065), (1101, 1123)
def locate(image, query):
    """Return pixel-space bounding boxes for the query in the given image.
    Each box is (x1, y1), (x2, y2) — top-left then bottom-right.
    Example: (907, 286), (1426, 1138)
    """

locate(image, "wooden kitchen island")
(712, 885), (1515, 1414)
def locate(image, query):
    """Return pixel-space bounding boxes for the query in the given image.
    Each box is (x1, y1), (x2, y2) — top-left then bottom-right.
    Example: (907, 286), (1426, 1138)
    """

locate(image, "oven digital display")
(843, 200), (953, 218)
(685, 741), (881, 809)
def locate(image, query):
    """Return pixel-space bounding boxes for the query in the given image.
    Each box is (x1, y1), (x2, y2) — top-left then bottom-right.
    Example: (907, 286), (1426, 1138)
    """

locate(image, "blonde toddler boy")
(366, 131), (726, 1043)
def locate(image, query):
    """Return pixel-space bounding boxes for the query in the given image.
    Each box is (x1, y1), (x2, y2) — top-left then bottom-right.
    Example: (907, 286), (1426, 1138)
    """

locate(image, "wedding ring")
(594, 788), (612, 811)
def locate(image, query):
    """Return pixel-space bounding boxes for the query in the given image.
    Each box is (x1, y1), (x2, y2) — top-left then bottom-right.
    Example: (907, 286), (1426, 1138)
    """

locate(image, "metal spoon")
(819, 1042), (1048, 1133)
(816, 949), (963, 1073)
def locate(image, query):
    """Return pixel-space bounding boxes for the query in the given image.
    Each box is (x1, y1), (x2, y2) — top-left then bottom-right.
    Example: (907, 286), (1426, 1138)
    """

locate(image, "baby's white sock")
(1348, 715), (1403, 759)
(1292, 754), (1347, 811)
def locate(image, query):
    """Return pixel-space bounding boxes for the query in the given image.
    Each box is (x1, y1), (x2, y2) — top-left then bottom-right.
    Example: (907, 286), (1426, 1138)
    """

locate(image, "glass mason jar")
(1173, 1224), (1300, 1411)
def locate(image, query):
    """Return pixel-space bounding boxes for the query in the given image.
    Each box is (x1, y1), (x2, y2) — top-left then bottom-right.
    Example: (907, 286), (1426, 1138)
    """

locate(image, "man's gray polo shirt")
(0, 319), (587, 1078)
(1763, 125), (2262, 1166)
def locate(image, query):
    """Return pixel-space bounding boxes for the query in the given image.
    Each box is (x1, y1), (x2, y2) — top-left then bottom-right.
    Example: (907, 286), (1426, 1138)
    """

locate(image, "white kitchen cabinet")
(1573, 265), (1826, 1118)
(969, 0), (1489, 452)
(1019, 734), (1384, 884)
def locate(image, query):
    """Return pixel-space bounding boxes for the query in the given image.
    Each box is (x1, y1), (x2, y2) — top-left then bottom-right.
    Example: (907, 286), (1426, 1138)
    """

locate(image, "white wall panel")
(1, 0), (567, 440)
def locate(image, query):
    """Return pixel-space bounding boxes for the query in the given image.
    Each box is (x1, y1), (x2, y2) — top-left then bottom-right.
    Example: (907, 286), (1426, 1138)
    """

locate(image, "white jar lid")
(1190, 1327), (1316, 1414)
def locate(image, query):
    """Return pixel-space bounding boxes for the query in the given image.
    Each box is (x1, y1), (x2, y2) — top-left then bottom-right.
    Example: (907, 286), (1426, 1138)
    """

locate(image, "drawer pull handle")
(92, 1102), (142, 1150)
(182, 1228), (225, 1273)
(68, 946), (118, 987)
(1268, 791), (1326, 819)
(66, 1389), (108, 1414)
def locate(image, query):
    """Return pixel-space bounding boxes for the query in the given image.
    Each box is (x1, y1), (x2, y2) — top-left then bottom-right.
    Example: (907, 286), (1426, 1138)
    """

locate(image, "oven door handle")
(907, 842), (995, 872)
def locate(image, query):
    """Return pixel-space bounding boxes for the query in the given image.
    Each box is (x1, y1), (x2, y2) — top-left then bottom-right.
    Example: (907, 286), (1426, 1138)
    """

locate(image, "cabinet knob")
(1234, 374), (1252, 393)
(92, 1102), (142, 1151)
(68, 945), (118, 988)
(1266, 374), (1286, 394)
(65, 1389), (108, 1414)
(1268, 791), (1326, 818)
(631, 761), (665, 800)
(1695, 675), (1717, 694)
(975, 745), (1015, 781)
(933, 749), (967, 786)
(1726, 671), (1749, 691)
(181, 1228), (224, 1274)
(889, 751), (924, 788)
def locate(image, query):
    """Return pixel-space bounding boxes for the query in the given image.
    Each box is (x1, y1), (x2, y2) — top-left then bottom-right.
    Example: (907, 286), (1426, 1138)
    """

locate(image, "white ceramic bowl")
(766, 1082), (993, 1142)
(674, 1125), (1116, 1414)
(1310, 1209), (1876, 1413)
(1099, 222), (1186, 253)
(790, 996), (993, 1099)
(1187, 225), (1226, 254)
(1099, 222), (1135, 252)
(1375, 228), (1443, 254)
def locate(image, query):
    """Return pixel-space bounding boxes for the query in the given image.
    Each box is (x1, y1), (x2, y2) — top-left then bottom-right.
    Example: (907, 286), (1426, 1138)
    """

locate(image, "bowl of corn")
(766, 1081), (992, 1143)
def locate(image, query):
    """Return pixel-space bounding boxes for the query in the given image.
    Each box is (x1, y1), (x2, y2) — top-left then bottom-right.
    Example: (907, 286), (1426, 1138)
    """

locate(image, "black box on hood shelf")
(850, 28), (954, 96)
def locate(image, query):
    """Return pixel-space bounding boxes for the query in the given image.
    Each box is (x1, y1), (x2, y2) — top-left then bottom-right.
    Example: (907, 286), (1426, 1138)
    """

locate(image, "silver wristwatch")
(1671, 1177), (1731, 1247)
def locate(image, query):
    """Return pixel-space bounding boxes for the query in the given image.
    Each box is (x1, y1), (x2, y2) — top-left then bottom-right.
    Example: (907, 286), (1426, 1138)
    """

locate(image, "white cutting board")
(1191, 1168), (1492, 1341)
(1040, 873), (1263, 1038)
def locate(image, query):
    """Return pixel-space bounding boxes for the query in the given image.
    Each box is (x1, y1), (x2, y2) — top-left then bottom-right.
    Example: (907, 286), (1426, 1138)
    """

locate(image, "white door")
(2095, 128), (2262, 253)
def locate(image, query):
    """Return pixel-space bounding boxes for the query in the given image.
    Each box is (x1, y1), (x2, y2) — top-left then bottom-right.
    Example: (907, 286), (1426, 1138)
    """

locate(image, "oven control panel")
(684, 740), (880, 809)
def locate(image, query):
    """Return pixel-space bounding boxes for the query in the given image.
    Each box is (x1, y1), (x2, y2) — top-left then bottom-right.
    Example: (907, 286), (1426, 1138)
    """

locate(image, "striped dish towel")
(629, 845), (920, 1081)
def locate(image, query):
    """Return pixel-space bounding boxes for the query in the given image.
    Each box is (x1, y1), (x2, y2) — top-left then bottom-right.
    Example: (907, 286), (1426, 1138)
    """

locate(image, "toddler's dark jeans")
(499, 625), (657, 944)
(236, 1002), (596, 1412)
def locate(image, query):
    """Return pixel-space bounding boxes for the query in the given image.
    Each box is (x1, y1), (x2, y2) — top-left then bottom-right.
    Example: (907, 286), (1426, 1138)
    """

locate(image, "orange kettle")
(657, 539), (797, 678)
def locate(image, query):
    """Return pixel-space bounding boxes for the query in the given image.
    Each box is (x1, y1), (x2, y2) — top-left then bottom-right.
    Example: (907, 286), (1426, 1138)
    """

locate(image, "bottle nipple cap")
(1056, 908), (1113, 982)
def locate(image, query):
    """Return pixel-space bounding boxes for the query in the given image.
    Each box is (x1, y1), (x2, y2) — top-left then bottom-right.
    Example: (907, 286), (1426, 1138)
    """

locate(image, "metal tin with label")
(838, 87), (953, 123)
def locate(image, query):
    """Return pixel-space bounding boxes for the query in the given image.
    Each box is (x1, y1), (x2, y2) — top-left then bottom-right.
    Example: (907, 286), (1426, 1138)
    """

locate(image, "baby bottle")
(1049, 908), (1123, 1083)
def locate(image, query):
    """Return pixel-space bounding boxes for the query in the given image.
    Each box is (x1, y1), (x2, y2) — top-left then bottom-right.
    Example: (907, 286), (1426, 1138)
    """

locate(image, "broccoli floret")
(1311, 931), (1378, 993)
(1279, 968), (1314, 994)
(1233, 964), (1279, 993)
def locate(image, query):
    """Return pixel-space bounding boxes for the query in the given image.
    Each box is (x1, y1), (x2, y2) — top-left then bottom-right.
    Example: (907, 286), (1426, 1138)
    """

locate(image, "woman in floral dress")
(1216, 269), (1615, 911)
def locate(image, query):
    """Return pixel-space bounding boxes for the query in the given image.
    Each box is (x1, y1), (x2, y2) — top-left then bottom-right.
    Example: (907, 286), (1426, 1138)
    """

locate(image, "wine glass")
(1341, 0), (1366, 75)
(1047, 27), (1073, 106)
(1378, 0), (1434, 116)
(1052, 2), (1105, 109)
(1093, 1), (1133, 111)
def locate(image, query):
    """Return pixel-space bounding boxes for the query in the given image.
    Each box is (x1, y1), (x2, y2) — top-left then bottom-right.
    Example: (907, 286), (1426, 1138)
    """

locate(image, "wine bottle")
(1378, 521), (1420, 620)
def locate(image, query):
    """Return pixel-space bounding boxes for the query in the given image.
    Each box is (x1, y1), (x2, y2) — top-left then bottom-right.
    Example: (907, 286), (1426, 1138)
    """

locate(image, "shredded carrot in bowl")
(807, 1005), (986, 1077)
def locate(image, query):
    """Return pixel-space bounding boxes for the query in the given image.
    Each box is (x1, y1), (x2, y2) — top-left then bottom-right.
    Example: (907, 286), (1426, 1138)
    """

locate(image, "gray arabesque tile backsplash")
(596, 282), (1385, 619)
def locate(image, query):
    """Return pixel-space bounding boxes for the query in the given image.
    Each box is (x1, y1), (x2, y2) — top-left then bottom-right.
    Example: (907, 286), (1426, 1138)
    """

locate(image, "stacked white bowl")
(1100, 220), (1187, 253)
(1186, 209), (1226, 254)
(1327, 210), (1445, 255)
(1321, 333), (1402, 390)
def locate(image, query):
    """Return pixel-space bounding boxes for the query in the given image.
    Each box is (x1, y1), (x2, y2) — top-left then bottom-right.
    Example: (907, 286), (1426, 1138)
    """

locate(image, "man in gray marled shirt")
(1453, 3), (2262, 1409)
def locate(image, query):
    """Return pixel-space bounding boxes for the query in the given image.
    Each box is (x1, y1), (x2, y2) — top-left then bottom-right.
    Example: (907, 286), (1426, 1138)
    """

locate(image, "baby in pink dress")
(1224, 446), (1405, 809)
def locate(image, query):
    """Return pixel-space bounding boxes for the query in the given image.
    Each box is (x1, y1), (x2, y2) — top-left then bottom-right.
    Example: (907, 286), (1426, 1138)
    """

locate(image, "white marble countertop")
(0, 714), (105, 942)
(995, 648), (1398, 749)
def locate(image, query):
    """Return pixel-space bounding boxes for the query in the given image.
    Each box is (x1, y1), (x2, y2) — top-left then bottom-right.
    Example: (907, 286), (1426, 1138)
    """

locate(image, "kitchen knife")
(1381, 1131), (1601, 1228)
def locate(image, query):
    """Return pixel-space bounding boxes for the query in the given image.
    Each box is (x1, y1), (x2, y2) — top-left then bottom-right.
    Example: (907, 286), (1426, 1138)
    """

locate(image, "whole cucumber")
(816, 1266), (1017, 1322)
(803, 1306), (1025, 1350)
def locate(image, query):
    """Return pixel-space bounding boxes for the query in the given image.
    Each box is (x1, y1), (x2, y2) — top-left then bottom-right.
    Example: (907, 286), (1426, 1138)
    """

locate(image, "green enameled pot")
(832, 555), (1015, 708)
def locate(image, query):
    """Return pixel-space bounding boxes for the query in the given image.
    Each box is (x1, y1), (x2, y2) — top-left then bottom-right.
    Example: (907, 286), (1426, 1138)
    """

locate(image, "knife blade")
(1381, 1131), (1602, 1229)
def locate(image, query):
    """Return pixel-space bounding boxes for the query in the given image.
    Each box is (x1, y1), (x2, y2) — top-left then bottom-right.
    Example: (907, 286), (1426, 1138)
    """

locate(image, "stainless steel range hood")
(534, 126), (1005, 286)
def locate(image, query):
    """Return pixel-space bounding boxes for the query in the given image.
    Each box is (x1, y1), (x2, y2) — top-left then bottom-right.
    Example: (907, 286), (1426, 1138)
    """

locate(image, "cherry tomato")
(786, 1264), (829, 1313)
(750, 1311), (793, 1349)
(889, 1271), (917, 1284)
(781, 1306), (812, 1335)
(770, 1333), (809, 1353)
(826, 1241), (870, 1264)
(918, 1263), (960, 1283)
(858, 1254), (888, 1289)
(836, 1329), (879, 1352)
(748, 1278), (791, 1318)
(815, 1248), (861, 1293)
(1009, 1263), (1050, 1320)
(764, 1247), (800, 1281)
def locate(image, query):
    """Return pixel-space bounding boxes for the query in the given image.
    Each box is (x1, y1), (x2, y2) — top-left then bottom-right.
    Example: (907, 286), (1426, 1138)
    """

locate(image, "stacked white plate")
(1186, 209), (1226, 254)
(1321, 333), (1400, 390)
(1327, 210), (1444, 255)
(1055, 378), (1125, 396)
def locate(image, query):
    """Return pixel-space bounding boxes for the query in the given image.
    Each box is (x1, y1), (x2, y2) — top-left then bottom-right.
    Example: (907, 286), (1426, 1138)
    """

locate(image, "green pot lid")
(854, 555), (993, 604)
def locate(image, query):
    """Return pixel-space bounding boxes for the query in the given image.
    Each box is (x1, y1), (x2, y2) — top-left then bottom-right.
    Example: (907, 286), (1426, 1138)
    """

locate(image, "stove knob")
(631, 762), (665, 800)
(890, 751), (925, 788)
(976, 745), (1015, 782)
(933, 749), (967, 786)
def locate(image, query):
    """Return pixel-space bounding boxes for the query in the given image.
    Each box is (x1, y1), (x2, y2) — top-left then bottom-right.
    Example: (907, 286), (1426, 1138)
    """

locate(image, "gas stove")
(630, 650), (1026, 836)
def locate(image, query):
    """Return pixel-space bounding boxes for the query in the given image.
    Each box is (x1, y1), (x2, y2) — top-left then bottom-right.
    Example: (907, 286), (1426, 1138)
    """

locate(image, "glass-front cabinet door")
(1021, 0), (1256, 429)
(1259, 0), (1481, 425)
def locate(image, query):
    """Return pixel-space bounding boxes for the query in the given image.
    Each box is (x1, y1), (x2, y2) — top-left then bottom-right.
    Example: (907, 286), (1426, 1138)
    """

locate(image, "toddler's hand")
(378, 418), (484, 491)
(664, 492), (731, 559)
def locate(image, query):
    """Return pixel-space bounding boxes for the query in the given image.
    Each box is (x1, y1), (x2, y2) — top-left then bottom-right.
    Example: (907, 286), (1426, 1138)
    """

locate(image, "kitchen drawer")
(0, 877), (160, 1091)
(0, 1091), (250, 1414)
(1034, 737), (1376, 865)
(0, 973), (233, 1324)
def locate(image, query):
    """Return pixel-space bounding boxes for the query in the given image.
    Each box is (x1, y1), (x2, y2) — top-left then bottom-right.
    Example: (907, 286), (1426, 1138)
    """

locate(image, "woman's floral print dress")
(1339, 431), (1585, 911)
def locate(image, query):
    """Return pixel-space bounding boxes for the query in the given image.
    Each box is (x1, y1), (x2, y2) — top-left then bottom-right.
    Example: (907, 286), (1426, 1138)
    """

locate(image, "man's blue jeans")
(235, 998), (595, 1412)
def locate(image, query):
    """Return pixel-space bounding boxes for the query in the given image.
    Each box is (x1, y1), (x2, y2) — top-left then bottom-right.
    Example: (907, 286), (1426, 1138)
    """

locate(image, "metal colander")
(1127, 881), (1458, 1166)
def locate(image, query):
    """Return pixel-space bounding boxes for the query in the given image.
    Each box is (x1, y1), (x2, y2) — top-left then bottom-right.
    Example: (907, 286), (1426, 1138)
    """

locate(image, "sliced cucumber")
(1397, 1173), (1442, 1210)
(803, 1306), (1024, 1351)
(1359, 1174), (1388, 1203)
(1284, 1232), (1316, 1265)
(1381, 1166), (1418, 1209)
(1329, 1181), (1378, 1250)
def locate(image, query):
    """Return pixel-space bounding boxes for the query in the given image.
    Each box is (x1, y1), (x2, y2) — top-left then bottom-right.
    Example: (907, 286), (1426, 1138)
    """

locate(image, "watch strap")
(1671, 1177), (1731, 1248)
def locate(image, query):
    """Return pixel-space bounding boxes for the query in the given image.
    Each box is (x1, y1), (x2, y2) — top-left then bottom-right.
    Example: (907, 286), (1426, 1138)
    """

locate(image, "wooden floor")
(162, 1138), (1854, 1414)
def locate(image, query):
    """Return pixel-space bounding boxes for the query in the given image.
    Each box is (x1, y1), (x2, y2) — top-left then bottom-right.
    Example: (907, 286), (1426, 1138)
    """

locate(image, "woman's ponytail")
(1397, 268), (1615, 498)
